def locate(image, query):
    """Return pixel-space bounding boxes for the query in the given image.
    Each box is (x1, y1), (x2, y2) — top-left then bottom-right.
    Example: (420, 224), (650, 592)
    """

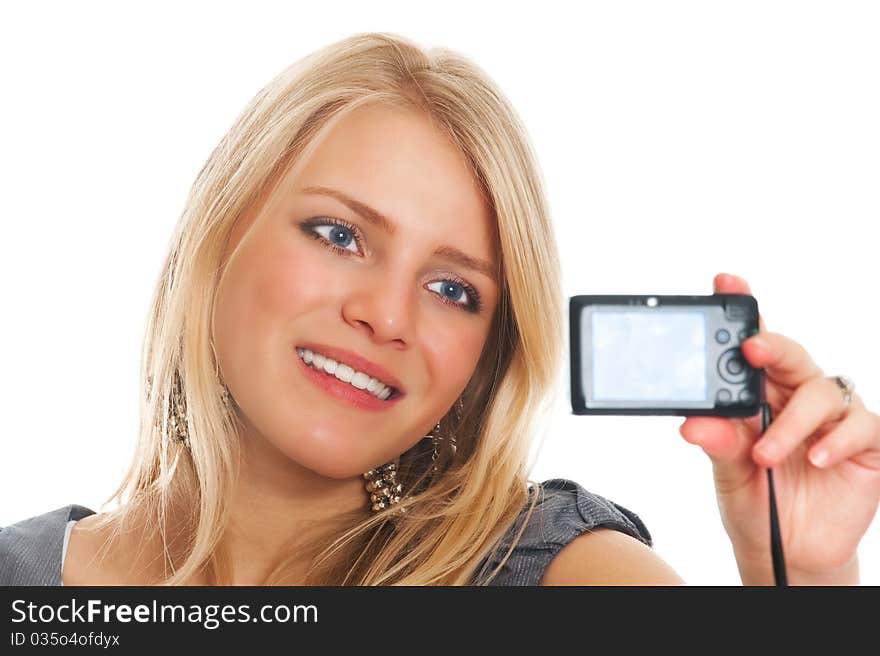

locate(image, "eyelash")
(299, 216), (484, 314)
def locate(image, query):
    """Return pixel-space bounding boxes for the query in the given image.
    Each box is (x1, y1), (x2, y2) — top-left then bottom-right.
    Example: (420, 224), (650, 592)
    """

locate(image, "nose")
(341, 268), (415, 347)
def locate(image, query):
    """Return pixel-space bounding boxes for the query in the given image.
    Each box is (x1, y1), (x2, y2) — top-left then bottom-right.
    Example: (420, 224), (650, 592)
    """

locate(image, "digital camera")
(569, 294), (763, 417)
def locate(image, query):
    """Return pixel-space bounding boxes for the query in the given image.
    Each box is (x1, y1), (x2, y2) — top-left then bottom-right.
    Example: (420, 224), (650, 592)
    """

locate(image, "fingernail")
(748, 335), (766, 350)
(810, 449), (829, 468)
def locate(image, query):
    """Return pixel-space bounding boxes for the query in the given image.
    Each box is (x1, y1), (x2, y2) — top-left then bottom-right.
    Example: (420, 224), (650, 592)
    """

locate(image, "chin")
(302, 458), (369, 480)
(268, 438), (375, 480)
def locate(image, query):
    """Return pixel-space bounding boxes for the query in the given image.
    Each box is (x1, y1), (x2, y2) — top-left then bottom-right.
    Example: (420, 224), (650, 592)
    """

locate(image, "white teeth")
(335, 363), (354, 383)
(351, 372), (370, 390)
(297, 348), (396, 400)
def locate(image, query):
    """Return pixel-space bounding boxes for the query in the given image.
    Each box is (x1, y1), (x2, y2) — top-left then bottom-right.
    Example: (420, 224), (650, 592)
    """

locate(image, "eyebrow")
(299, 185), (498, 284)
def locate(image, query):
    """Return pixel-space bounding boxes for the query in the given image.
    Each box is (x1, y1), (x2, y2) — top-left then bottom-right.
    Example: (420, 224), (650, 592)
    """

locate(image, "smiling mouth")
(295, 347), (401, 401)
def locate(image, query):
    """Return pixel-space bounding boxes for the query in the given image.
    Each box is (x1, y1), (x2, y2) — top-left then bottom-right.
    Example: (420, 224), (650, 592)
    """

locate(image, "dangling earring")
(219, 379), (232, 412)
(363, 396), (464, 513)
(362, 461), (405, 512)
(149, 368), (232, 450)
(432, 395), (462, 472)
(429, 416), (459, 473)
(168, 369), (190, 448)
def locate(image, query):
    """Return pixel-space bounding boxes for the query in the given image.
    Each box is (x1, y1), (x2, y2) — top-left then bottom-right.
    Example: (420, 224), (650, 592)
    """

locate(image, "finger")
(738, 331), (824, 391)
(680, 414), (757, 460)
(678, 381), (793, 466)
(713, 273), (767, 334)
(751, 375), (854, 467)
(807, 403), (880, 470)
(679, 414), (762, 493)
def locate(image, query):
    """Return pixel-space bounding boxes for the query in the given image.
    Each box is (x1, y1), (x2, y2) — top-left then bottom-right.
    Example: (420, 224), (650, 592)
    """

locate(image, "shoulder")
(477, 478), (681, 586)
(0, 504), (96, 585)
(540, 526), (684, 585)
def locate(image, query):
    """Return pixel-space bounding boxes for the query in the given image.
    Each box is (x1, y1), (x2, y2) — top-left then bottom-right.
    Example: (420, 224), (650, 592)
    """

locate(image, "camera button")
(739, 388), (753, 403)
(716, 389), (733, 405)
(715, 329), (731, 344)
(718, 347), (752, 384)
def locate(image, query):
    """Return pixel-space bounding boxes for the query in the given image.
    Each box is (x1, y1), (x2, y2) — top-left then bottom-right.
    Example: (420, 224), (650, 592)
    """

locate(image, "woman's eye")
(300, 217), (483, 314)
(426, 280), (473, 310)
(308, 221), (360, 255)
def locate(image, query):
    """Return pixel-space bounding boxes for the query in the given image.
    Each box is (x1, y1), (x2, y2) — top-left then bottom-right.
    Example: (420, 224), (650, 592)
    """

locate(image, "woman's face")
(213, 103), (500, 479)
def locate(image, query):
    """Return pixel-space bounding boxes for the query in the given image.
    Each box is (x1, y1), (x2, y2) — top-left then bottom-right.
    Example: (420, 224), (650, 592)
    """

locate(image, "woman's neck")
(216, 436), (368, 584)
(69, 433), (370, 586)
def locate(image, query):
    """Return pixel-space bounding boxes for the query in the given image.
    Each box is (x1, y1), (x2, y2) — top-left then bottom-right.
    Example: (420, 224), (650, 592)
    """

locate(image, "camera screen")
(591, 311), (707, 401)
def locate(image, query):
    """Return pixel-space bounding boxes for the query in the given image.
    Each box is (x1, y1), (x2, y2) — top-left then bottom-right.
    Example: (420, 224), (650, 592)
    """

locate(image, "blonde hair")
(89, 32), (565, 585)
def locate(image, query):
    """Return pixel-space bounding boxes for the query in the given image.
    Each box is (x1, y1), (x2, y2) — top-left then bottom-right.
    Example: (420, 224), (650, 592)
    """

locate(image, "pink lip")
(296, 342), (405, 394)
(295, 349), (404, 411)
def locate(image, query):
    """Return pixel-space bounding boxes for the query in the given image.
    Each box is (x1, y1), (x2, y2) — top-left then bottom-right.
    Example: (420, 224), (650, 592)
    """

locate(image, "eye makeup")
(298, 216), (484, 314)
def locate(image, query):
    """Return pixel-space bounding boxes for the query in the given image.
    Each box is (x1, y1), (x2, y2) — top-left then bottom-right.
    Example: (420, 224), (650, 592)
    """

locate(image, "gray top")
(0, 479), (651, 586)
(0, 503), (96, 586)
(471, 478), (652, 585)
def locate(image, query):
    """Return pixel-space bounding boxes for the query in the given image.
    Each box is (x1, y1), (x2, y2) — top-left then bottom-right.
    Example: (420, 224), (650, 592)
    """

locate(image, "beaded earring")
(363, 397), (463, 512)
(149, 369), (232, 449)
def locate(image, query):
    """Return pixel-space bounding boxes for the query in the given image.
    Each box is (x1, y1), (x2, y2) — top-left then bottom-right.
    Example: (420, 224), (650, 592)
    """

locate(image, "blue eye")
(426, 280), (473, 309)
(299, 217), (483, 314)
(309, 222), (359, 254)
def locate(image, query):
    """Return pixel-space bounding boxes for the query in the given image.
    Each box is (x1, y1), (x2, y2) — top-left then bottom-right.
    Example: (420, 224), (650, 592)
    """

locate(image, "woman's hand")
(679, 273), (880, 585)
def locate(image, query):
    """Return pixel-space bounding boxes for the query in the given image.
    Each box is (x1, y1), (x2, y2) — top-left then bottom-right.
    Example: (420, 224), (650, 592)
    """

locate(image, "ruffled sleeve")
(474, 478), (652, 586)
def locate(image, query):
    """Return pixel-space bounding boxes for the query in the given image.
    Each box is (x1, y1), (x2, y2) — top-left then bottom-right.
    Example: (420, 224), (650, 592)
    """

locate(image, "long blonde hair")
(90, 32), (565, 585)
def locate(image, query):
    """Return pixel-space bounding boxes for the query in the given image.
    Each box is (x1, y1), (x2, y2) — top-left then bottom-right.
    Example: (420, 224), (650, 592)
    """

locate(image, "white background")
(1, 1), (877, 585)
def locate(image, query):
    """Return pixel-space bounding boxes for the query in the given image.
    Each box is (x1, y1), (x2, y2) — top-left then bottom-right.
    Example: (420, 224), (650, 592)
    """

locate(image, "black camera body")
(569, 293), (763, 417)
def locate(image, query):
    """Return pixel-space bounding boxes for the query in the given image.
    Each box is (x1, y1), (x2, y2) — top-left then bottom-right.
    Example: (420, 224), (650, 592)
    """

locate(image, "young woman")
(2, 32), (878, 586)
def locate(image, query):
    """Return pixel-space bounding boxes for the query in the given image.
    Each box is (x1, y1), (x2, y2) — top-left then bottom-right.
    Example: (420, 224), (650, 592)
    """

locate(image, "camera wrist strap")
(760, 400), (788, 586)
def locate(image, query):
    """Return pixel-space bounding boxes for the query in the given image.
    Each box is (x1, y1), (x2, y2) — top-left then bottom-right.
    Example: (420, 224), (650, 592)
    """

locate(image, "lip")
(296, 342), (406, 394)
(295, 348), (405, 411)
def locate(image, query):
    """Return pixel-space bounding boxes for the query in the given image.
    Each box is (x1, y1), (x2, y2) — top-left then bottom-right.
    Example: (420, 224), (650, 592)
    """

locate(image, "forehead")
(285, 103), (498, 264)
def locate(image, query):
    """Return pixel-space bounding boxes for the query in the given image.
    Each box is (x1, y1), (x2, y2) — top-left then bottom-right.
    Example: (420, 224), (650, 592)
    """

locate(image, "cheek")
(251, 245), (321, 323)
(215, 231), (335, 381)
(421, 321), (486, 402)
(378, 320), (485, 465)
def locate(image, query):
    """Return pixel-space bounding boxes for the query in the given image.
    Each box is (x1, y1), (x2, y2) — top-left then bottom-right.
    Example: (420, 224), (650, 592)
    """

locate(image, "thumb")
(679, 414), (763, 493)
